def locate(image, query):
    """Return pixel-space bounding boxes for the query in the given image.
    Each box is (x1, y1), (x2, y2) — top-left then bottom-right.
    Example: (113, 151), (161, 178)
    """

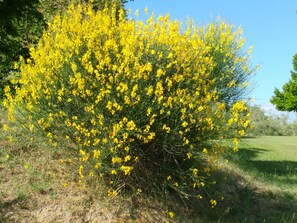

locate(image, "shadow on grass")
(167, 146), (297, 222)
(209, 168), (296, 223)
(171, 166), (297, 223)
(250, 160), (297, 176)
(227, 147), (297, 186)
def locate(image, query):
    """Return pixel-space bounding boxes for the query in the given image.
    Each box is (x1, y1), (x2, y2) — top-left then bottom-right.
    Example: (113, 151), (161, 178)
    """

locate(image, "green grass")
(206, 136), (297, 223)
(1, 103), (296, 223)
(241, 136), (297, 161)
(233, 136), (297, 190)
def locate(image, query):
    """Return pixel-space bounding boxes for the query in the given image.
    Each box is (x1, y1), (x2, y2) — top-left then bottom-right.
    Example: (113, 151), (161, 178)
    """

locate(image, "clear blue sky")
(126, 0), (297, 109)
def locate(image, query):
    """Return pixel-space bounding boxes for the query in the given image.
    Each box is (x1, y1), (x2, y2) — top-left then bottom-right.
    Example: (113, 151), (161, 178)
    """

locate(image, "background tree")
(271, 54), (297, 112)
(0, 0), (44, 97)
(248, 105), (296, 136)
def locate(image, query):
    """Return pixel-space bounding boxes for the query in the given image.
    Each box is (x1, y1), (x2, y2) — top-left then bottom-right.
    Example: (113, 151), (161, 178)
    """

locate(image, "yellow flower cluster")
(210, 199), (217, 208)
(4, 3), (253, 199)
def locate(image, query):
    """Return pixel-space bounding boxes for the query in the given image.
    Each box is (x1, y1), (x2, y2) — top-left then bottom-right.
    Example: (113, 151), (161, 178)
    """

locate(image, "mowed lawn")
(209, 136), (297, 223)
(237, 136), (297, 190)
(241, 136), (297, 161)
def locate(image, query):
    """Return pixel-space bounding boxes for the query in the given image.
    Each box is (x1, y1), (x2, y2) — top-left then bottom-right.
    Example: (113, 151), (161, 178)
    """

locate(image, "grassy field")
(1, 107), (297, 223)
(217, 136), (297, 223)
(235, 136), (297, 190)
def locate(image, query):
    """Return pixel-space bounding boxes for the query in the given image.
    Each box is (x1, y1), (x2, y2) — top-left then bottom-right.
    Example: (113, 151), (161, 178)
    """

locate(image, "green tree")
(271, 54), (297, 112)
(0, 0), (44, 97)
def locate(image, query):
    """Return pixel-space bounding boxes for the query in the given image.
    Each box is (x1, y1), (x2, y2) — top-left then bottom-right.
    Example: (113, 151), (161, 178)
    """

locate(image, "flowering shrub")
(4, 3), (252, 202)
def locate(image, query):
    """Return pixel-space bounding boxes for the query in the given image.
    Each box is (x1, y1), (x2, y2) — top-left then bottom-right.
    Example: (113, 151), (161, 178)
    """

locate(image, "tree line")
(248, 105), (297, 136)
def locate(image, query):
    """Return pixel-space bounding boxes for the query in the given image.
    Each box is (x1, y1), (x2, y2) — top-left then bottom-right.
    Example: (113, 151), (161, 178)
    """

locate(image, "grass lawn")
(236, 136), (297, 190)
(1, 105), (296, 223)
(212, 136), (297, 223)
(241, 136), (297, 161)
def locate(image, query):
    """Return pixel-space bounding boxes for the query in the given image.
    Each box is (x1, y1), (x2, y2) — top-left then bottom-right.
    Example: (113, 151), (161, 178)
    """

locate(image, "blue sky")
(126, 0), (297, 111)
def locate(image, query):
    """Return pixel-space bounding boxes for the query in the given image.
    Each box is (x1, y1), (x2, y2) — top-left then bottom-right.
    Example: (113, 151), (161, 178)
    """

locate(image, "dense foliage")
(271, 54), (297, 112)
(4, 3), (253, 205)
(248, 105), (297, 136)
(0, 0), (44, 97)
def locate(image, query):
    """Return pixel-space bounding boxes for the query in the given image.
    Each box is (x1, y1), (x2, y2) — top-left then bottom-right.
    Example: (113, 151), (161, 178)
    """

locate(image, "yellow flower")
(135, 9), (139, 17)
(120, 165), (133, 175)
(124, 155), (131, 162)
(93, 150), (100, 159)
(192, 168), (198, 175)
(127, 120), (136, 131)
(187, 152), (192, 159)
(2, 124), (8, 131)
(78, 165), (84, 178)
(162, 124), (171, 133)
(181, 121), (188, 128)
(112, 157), (122, 164)
(145, 7), (149, 15)
(146, 108), (152, 116)
(168, 211), (174, 218)
(210, 199), (217, 208)
(107, 189), (118, 197)
(95, 162), (101, 169)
